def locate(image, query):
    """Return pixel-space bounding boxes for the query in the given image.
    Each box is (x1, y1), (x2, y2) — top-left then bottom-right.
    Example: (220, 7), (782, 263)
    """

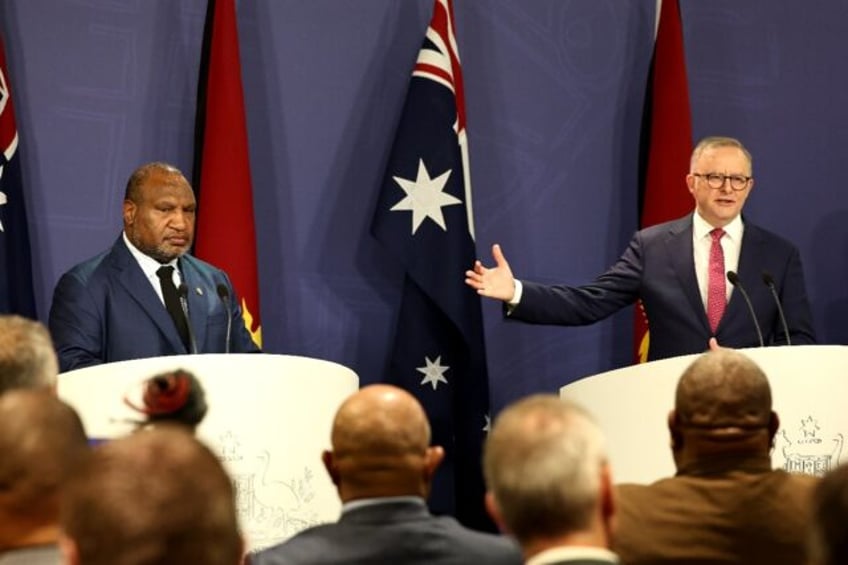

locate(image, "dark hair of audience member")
(60, 426), (242, 565)
(125, 369), (208, 431)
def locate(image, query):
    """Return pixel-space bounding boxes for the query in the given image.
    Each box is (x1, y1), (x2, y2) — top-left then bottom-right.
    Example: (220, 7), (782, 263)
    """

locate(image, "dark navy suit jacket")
(511, 215), (816, 361)
(49, 236), (260, 372)
(249, 499), (522, 565)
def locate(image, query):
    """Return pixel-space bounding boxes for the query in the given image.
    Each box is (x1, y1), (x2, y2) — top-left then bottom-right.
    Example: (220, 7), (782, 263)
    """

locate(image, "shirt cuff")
(506, 279), (523, 315)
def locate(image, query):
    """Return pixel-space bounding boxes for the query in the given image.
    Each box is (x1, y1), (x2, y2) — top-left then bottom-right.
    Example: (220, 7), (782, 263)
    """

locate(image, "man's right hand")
(464, 244), (516, 302)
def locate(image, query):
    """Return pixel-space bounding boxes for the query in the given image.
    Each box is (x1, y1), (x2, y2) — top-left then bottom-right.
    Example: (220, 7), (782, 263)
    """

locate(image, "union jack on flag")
(371, 0), (492, 529)
(0, 33), (36, 317)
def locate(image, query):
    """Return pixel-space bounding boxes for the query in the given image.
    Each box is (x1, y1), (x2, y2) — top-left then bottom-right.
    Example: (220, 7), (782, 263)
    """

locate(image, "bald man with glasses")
(466, 136), (816, 361)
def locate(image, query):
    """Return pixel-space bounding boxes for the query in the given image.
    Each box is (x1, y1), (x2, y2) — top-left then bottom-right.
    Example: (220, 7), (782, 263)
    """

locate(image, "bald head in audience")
(322, 383), (444, 501)
(0, 390), (88, 554)
(60, 426), (242, 565)
(670, 347), (778, 465)
(484, 395), (617, 562)
(0, 314), (59, 394)
(251, 384), (522, 565)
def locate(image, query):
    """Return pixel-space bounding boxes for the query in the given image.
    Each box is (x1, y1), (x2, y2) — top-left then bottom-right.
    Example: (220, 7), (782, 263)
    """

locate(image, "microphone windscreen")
(762, 271), (775, 286)
(726, 271), (740, 286)
(216, 284), (230, 300)
(177, 284), (189, 298)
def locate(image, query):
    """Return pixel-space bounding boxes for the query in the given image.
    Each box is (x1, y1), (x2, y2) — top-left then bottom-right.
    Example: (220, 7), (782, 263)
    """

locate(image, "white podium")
(58, 353), (359, 551)
(560, 345), (847, 485)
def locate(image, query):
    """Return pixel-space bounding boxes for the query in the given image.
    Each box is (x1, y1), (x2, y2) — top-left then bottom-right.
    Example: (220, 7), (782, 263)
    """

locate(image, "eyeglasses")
(692, 173), (751, 191)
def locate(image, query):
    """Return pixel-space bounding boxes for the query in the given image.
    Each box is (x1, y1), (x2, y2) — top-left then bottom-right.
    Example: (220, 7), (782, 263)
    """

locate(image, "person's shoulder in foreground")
(250, 384), (521, 565)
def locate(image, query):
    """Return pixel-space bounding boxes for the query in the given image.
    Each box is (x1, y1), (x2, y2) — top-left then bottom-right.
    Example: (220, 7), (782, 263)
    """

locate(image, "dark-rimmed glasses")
(692, 173), (751, 191)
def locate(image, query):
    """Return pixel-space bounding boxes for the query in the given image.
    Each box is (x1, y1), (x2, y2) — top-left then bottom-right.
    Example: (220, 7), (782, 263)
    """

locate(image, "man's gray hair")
(484, 394), (607, 544)
(0, 315), (59, 394)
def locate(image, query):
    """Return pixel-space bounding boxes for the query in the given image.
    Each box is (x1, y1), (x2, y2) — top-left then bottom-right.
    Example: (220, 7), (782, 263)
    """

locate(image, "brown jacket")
(613, 454), (817, 565)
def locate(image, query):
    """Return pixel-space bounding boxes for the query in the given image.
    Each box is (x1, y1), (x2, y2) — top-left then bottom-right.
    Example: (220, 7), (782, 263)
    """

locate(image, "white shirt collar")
(692, 212), (744, 242)
(122, 231), (180, 278)
(526, 546), (619, 565)
(341, 496), (425, 515)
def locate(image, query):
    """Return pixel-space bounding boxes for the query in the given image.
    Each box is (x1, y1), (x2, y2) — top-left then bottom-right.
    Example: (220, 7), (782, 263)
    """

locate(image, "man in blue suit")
(465, 136), (816, 360)
(250, 384), (522, 565)
(49, 162), (260, 373)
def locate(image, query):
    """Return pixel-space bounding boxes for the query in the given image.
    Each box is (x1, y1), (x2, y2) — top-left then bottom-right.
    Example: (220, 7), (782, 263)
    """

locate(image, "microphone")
(216, 284), (232, 354)
(762, 271), (791, 346)
(177, 284), (198, 354)
(726, 271), (764, 347)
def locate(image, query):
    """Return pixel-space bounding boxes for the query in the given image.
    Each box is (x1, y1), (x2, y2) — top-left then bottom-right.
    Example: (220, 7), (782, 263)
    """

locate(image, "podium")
(57, 353), (359, 551)
(559, 345), (847, 485)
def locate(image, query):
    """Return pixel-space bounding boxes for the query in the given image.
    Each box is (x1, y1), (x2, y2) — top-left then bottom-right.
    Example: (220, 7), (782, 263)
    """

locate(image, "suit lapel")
(109, 238), (187, 353)
(179, 257), (209, 352)
(666, 217), (711, 334)
(720, 221), (764, 332)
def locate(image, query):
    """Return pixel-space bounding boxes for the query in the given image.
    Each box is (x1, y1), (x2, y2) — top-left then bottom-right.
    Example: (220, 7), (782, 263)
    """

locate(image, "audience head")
(60, 426), (242, 565)
(122, 161), (196, 263)
(483, 395), (613, 555)
(810, 463), (848, 565)
(0, 314), (59, 394)
(126, 369), (208, 431)
(0, 389), (88, 549)
(321, 384), (443, 502)
(670, 349), (777, 466)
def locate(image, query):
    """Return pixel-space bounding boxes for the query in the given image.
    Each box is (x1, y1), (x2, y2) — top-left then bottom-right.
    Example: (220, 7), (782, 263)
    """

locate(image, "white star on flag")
(390, 159), (461, 235)
(417, 355), (450, 390)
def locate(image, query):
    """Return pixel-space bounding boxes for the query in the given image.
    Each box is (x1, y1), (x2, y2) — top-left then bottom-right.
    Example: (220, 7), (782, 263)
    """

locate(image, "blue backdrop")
(2, 0), (846, 414)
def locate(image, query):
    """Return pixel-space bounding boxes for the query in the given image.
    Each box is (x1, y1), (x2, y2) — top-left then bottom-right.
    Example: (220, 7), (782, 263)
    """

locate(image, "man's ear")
(768, 411), (780, 446)
(424, 445), (445, 479)
(123, 200), (136, 227)
(321, 450), (340, 486)
(685, 173), (697, 195)
(668, 410), (683, 451)
(485, 491), (508, 534)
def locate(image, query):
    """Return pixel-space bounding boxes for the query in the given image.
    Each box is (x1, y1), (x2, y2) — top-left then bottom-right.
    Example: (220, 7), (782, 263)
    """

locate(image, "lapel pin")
(195, 287), (203, 296)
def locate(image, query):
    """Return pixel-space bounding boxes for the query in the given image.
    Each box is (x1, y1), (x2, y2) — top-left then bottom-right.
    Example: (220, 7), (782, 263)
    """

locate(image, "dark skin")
(123, 168), (197, 264)
(321, 384), (444, 503)
(668, 349), (779, 470)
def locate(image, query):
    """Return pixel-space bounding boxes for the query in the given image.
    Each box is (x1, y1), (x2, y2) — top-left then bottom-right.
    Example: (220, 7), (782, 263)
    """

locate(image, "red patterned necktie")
(707, 228), (726, 333)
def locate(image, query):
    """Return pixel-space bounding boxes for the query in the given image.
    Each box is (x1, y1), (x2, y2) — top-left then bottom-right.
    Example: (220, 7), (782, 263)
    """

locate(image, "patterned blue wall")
(2, 0), (846, 414)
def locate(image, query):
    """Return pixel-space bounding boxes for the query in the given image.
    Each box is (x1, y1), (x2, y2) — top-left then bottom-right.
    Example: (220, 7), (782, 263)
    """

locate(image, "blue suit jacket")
(49, 236), (260, 372)
(249, 499), (523, 565)
(511, 215), (816, 361)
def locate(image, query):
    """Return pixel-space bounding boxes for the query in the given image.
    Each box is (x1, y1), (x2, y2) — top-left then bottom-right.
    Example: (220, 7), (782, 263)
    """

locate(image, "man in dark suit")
(49, 162), (260, 373)
(613, 349), (817, 565)
(484, 395), (619, 565)
(465, 136), (816, 360)
(250, 384), (522, 565)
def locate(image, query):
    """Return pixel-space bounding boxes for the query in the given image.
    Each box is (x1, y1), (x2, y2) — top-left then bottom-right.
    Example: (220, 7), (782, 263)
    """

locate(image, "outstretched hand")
(464, 244), (516, 302)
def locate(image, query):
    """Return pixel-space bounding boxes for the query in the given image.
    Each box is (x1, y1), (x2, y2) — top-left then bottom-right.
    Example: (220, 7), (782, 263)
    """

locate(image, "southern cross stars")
(417, 355), (449, 390)
(390, 159), (461, 235)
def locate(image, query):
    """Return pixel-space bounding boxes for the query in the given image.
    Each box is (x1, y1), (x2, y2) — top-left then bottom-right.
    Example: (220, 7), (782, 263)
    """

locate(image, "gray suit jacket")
(49, 236), (260, 372)
(250, 499), (522, 565)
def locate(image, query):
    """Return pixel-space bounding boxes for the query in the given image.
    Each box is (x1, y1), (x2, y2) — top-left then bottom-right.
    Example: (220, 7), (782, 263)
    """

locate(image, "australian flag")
(0, 34), (36, 317)
(371, 0), (492, 530)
